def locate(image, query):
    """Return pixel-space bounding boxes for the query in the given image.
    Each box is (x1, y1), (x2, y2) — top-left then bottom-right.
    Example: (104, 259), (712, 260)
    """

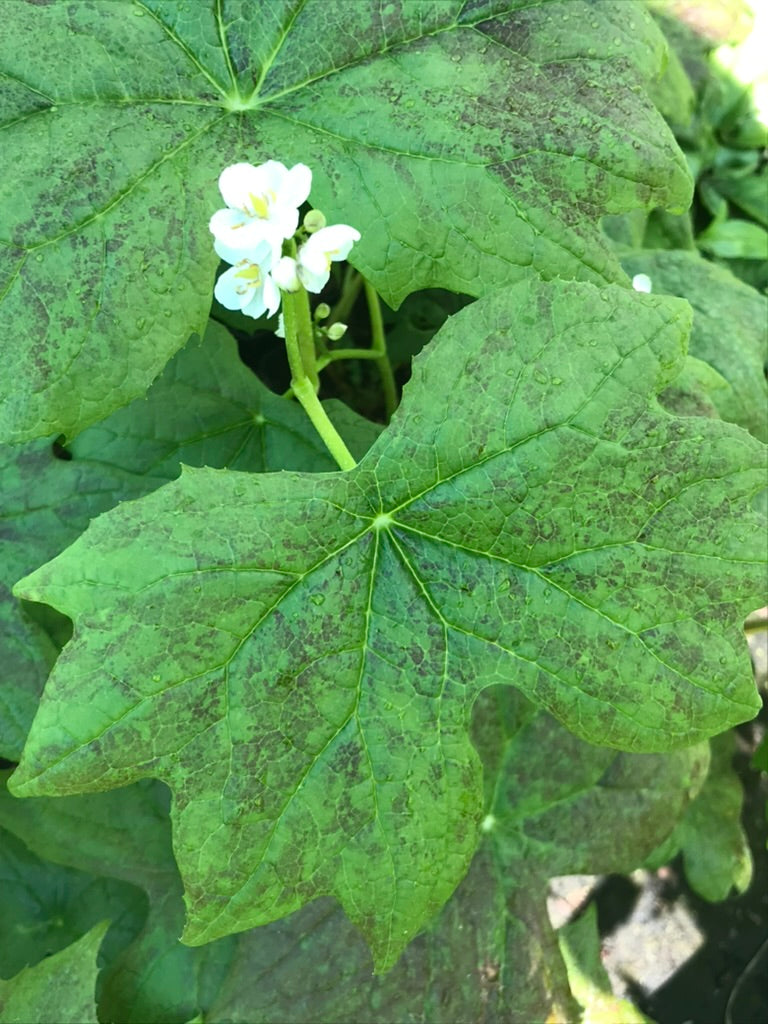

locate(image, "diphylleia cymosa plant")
(2, 2), (767, 1019)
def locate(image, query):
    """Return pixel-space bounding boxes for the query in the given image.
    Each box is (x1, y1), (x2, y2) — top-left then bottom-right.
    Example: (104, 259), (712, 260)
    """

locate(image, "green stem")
(328, 268), (364, 328)
(283, 240), (319, 390)
(363, 278), (398, 422)
(316, 347), (383, 369)
(292, 377), (357, 471)
(281, 286), (356, 472)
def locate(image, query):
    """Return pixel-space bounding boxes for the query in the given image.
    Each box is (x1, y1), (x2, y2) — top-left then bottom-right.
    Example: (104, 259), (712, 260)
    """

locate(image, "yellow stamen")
(234, 263), (262, 286)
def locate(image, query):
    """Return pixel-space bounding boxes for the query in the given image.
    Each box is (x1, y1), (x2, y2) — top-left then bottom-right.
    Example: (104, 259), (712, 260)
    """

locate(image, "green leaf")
(697, 218), (768, 259)
(11, 274), (765, 970)
(383, 289), (473, 371)
(0, 321), (377, 759)
(0, 774), (174, 896)
(643, 208), (697, 250)
(558, 904), (653, 1024)
(620, 249), (768, 441)
(100, 884), (236, 1024)
(0, 921), (108, 1024)
(0, 698), (709, 1021)
(0, 0), (691, 442)
(709, 168), (768, 228)
(659, 354), (731, 421)
(645, 29), (695, 127)
(0, 439), (162, 762)
(476, 691), (710, 877)
(0, 824), (144, 982)
(645, 731), (752, 901)
(68, 321), (382, 473)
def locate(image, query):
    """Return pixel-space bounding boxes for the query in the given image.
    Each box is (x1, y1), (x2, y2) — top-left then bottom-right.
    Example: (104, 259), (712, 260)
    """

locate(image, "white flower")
(271, 256), (300, 292)
(213, 237), (280, 319)
(632, 273), (652, 293)
(209, 160), (312, 261)
(297, 224), (361, 293)
(275, 312), (285, 338)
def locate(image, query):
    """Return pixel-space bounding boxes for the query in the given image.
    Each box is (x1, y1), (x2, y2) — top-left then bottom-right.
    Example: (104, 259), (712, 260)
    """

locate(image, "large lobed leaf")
(0, 0), (691, 442)
(12, 274), (765, 969)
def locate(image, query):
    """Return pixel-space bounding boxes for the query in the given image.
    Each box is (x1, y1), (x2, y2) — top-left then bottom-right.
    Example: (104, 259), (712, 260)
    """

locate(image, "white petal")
(242, 289), (268, 319)
(254, 159), (288, 196)
(280, 163), (312, 208)
(308, 224), (360, 261)
(209, 206), (249, 240)
(211, 213), (279, 258)
(218, 163), (262, 210)
(262, 275), (281, 317)
(297, 260), (330, 294)
(275, 312), (286, 338)
(214, 265), (251, 311)
(632, 273), (652, 293)
(272, 256), (300, 291)
(214, 235), (274, 268)
(298, 242), (330, 276)
(270, 204), (301, 242)
(209, 206), (242, 233)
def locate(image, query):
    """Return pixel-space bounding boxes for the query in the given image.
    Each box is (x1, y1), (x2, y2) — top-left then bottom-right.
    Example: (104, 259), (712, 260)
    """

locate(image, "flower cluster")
(209, 161), (360, 321)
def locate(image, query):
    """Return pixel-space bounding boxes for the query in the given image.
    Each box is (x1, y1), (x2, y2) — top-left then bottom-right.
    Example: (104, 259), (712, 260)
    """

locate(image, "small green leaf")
(645, 732), (752, 901)
(11, 274), (765, 970)
(0, 824), (144, 982)
(697, 218), (768, 259)
(0, 921), (108, 1024)
(558, 905), (653, 1024)
(710, 168), (768, 227)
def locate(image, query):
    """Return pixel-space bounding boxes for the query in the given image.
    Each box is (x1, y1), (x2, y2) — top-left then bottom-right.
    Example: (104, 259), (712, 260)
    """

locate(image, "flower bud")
(632, 273), (652, 294)
(314, 302), (331, 321)
(327, 322), (348, 341)
(272, 256), (300, 292)
(303, 209), (327, 233)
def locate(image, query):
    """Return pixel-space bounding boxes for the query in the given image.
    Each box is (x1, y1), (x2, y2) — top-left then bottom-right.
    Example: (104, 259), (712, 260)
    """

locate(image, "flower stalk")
(282, 285), (356, 472)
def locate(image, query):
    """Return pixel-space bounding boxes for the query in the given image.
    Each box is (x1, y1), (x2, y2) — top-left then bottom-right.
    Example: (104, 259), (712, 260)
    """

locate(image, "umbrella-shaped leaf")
(11, 273), (765, 969)
(0, 0), (691, 442)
